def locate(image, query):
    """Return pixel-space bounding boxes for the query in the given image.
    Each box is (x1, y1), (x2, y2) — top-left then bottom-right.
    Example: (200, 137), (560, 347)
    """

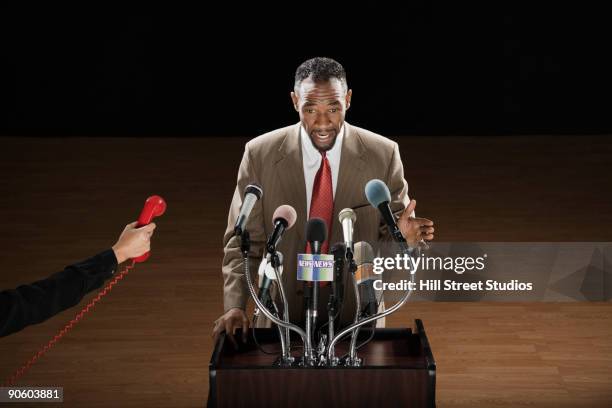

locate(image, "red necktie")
(307, 152), (333, 255)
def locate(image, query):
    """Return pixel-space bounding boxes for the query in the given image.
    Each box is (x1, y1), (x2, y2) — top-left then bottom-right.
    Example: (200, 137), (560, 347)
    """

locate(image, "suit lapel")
(274, 122), (366, 250)
(332, 122), (366, 245)
(274, 123), (307, 244)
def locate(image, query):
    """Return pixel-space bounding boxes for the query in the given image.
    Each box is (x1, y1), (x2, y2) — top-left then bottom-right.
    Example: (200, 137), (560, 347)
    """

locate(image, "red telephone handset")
(133, 195), (167, 263)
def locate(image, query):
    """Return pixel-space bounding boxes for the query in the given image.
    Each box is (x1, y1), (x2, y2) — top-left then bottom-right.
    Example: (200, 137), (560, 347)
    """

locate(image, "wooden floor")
(0, 134), (611, 407)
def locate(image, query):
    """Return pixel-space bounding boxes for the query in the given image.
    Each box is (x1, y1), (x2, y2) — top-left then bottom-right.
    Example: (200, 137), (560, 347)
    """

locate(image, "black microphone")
(266, 205), (297, 255)
(364, 179), (409, 250)
(353, 241), (377, 317)
(330, 243), (346, 308)
(234, 183), (263, 236)
(306, 217), (327, 255)
(304, 218), (327, 330)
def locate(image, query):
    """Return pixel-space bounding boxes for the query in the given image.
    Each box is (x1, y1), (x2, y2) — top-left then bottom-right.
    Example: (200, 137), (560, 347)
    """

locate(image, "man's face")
(291, 77), (352, 152)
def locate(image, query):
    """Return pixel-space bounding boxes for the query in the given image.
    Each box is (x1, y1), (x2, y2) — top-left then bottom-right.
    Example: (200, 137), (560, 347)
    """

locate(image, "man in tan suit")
(212, 57), (434, 346)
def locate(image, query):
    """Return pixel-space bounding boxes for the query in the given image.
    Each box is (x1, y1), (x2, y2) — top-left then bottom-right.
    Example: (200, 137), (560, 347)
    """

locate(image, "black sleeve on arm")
(0, 249), (118, 338)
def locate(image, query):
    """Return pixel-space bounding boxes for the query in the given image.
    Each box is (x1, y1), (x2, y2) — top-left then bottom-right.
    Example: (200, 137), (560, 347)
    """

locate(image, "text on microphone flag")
(297, 254), (334, 282)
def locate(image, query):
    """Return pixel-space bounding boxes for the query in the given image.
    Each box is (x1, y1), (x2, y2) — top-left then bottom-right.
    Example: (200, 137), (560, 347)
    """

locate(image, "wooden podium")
(208, 319), (436, 407)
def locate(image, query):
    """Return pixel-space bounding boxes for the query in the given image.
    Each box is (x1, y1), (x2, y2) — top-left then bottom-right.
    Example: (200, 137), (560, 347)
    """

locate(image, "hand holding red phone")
(112, 195), (166, 264)
(112, 222), (157, 264)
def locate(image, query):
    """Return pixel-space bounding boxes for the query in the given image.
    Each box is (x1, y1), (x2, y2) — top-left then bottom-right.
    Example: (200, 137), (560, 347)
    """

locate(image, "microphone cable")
(315, 299), (344, 344)
(251, 284), (303, 356)
(252, 312), (281, 356)
(338, 321), (376, 362)
(338, 289), (385, 360)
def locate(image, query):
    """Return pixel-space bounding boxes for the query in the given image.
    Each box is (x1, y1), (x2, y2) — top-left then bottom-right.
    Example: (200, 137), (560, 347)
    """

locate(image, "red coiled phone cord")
(2, 260), (137, 387)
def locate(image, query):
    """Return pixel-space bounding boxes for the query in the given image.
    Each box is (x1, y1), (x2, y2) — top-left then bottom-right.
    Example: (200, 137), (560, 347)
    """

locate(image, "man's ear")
(290, 91), (299, 111)
(345, 89), (353, 110)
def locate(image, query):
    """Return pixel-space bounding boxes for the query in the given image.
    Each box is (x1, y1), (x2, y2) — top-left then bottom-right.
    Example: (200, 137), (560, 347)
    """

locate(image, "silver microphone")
(338, 208), (356, 255)
(234, 183), (263, 236)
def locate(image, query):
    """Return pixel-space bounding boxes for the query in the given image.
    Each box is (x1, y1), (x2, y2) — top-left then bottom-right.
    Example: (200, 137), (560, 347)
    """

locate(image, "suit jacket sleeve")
(0, 249), (118, 337)
(221, 143), (266, 312)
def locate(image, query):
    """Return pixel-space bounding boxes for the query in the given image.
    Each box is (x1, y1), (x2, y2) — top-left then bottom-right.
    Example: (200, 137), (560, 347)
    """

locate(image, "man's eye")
(306, 109), (316, 114)
(329, 108), (338, 113)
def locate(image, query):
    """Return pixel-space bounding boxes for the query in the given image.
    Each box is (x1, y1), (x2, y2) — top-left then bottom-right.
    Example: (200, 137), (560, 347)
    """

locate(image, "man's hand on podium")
(212, 308), (250, 349)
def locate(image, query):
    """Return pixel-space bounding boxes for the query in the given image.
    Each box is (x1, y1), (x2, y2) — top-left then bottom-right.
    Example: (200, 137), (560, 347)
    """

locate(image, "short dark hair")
(294, 57), (347, 92)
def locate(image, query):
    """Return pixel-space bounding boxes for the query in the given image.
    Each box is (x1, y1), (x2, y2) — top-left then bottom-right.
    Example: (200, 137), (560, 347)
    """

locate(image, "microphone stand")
(327, 243), (420, 364)
(327, 250), (344, 365)
(270, 251), (293, 363)
(303, 282), (313, 363)
(326, 295), (337, 365)
(255, 298), (288, 365)
(311, 240), (321, 341)
(312, 284), (318, 337)
(346, 248), (361, 366)
(304, 240), (320, 362)
(241, 230), (312, 366)
(251, 252), (289, 364)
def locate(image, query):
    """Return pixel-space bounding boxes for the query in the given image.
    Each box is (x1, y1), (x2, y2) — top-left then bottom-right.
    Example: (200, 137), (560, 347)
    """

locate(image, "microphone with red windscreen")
(265, 205), (297, 255)
(259, 205), (297, 306)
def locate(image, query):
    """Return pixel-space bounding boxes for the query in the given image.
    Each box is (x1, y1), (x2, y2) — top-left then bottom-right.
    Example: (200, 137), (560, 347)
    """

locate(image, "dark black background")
(1, 4), (610, 136)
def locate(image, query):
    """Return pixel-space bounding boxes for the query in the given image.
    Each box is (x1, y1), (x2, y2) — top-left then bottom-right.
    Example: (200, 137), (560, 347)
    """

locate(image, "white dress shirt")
(300, 124), (345, 217)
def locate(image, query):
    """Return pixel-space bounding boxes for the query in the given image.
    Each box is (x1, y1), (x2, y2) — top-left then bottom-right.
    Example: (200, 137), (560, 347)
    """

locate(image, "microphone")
(305, 218), (327, 332)
(328, 242), (346, 358)
(259, 252), (284, 282)
(266, 205), (297, 254)
(234, 183), (263, 236)
(364, 179), (408, 248)
(353, 241), (378, 317)
(257, 252), (284, 308)
(306, 218), (327, 255)
(338, 208), (356, 257)
(330, 243), (346, 307)
(259, 205), (297, 306)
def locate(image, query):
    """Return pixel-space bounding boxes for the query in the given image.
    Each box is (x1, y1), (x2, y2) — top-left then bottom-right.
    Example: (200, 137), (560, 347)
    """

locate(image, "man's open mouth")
(314, 131), (334, 143)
